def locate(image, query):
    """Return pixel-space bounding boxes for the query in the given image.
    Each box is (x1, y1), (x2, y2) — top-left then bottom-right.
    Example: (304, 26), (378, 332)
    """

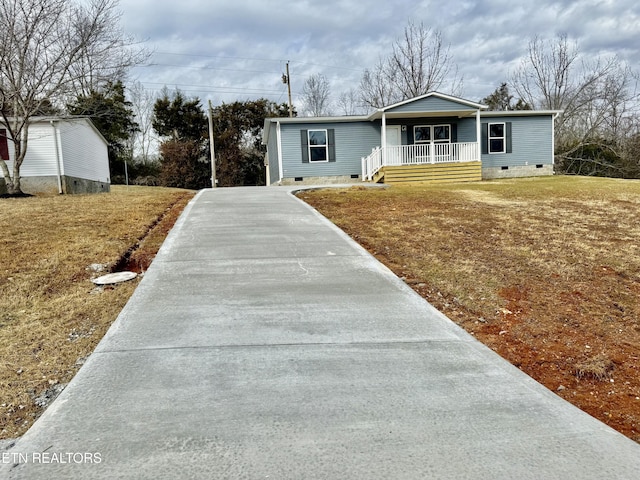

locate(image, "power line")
(138, 81), (285, 95)
(137, 63), (281, 76)
(129, 82), (294, 100)
(150, 51), (367, 74)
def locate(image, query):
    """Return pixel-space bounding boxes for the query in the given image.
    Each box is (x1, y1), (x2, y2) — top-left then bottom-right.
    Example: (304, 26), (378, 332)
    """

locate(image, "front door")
(385, 126), (402, 164)
(385, 126), (401, 147)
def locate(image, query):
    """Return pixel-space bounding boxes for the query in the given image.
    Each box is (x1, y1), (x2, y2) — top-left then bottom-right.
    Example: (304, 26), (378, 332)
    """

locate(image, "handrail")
(362, 142), (480, 181)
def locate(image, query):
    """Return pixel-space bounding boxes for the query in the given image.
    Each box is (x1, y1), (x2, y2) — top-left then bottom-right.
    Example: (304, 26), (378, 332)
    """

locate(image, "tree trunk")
(7, 175), (21, 195)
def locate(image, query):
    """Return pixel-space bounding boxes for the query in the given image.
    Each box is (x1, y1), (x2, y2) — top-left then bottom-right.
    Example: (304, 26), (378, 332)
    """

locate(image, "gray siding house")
(262, 92), (560, 185)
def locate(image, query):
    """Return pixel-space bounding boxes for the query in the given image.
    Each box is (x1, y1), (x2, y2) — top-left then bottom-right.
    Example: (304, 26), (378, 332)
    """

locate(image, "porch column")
(476, 109), (481, 161)
(381, 113), (387, 165)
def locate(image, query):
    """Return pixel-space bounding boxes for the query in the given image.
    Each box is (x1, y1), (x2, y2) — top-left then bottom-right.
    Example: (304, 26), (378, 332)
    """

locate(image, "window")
(301, 129), (335, 163)
(0, 129), (9, 161)
(308, 129), (328, 162)
(414, 125), (450, 143)
(433, 125), (450, 143)
(414, 126), (431, 143)
(488, 123), (505, 154)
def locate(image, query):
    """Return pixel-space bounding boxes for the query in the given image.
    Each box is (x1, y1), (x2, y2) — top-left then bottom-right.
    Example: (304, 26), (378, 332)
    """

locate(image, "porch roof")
(369, 91), (487, 120)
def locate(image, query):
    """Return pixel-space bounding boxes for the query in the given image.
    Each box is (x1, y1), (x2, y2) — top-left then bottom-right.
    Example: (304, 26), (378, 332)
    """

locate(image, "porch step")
(380, 162), (481, 184)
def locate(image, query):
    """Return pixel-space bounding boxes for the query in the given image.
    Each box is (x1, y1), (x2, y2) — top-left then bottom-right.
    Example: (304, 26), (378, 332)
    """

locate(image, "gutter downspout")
(50, 120), (63, 194)
(276, 121), (283, 184)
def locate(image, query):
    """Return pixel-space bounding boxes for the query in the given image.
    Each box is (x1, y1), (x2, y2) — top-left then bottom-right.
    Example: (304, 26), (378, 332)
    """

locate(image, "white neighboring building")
(0, 117), (110, 195)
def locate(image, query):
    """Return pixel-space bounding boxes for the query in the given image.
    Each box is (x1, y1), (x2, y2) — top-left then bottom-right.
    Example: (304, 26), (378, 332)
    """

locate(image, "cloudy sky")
(117, 0), (639, 112)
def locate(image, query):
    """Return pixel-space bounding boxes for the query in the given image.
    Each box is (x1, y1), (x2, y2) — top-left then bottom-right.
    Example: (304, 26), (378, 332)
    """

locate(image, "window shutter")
(481, 123), (488, 155)
(451, 124), (458, 143)
(0, 129), (9, 161)
(407, 126), (414, 145)
(301, 129), (309, 163)
(328, 129), (336, 162)
(505, 122), (512, 153)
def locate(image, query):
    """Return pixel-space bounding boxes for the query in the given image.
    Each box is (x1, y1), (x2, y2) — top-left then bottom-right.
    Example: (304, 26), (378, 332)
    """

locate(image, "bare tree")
(301, 73), (331, 116)
(337, 88), (366, 115)
(0, 0), (146, 194)
(511, 35), (622, 137)
(359, 58), (399, 109)
(511, 35), (640, 175)
(360, 21), (463, 108)
(128, 81), (158, 164)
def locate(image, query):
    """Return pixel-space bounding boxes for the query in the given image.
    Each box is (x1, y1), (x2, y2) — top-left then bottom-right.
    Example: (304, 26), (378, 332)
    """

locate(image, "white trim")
(413, 124), (451, 144)
(50, 120), (63, 194)
(476, 110), (481, 154)
(480, 110), (562, 117)
(265, 151), (270, 186)
(381, 113), (387, 165)
(308, 129), (329, 163)
(551, 115), (556, 165)
(488, 122), (506, 154)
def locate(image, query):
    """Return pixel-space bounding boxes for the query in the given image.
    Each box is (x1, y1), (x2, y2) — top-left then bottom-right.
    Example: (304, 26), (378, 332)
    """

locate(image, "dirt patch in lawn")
(298, 176), (640, 443)
(0, 186), (194, 439)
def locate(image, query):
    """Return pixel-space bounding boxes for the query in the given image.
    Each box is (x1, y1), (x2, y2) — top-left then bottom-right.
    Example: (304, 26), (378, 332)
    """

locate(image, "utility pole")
(207, 99), (217, 188)
(282, 61), (293, 117)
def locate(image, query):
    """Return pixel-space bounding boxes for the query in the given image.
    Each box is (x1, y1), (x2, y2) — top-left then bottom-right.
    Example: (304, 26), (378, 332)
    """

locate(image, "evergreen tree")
(481, 83), (531, 111)
(212, 99), (290, 186)
(152, 89), (209, 189)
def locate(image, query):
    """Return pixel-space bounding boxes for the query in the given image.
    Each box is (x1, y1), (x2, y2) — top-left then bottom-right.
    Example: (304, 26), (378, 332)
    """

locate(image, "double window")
(414, 125), (450, 144)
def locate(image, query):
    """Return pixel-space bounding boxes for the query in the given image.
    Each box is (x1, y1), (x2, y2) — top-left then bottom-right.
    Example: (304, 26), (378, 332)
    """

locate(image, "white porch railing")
(361, 142), (480, 181)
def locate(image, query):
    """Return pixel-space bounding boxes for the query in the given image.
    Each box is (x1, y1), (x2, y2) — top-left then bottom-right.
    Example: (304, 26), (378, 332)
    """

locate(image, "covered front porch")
(361, 142), (481, 182)
(361, 92), (485, 184)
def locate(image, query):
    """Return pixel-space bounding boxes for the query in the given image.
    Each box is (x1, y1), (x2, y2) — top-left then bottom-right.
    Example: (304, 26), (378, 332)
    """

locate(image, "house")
(0, 117), (110, 195)
(262, 92), (560, 185)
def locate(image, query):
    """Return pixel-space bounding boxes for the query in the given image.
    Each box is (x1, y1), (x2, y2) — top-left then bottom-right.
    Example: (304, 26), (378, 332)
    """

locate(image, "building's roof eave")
(481, 110), (563, 117)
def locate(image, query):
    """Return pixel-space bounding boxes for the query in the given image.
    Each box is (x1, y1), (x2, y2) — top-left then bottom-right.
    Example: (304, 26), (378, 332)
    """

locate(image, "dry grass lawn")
(299, 176), (640, 442)
(0, 185), (194, 439)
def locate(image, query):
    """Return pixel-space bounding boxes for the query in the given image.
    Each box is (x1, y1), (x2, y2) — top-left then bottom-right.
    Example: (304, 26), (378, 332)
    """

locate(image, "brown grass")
(299, 176), (640, 442)
(0, 186), (194, 439)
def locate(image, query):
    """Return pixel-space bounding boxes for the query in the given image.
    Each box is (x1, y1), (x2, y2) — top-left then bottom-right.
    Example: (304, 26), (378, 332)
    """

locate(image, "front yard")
(298, 176), (640, 442)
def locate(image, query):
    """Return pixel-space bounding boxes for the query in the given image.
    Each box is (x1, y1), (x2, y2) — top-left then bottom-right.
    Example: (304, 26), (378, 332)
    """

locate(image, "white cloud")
(118, 0), (640, 107)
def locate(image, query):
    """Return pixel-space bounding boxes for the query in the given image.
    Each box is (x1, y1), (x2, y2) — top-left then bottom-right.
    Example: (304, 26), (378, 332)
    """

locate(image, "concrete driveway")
(2, 187), (640, 479)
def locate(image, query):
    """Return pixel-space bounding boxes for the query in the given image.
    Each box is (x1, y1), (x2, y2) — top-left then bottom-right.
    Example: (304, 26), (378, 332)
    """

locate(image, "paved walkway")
(3, 187), (640, 479)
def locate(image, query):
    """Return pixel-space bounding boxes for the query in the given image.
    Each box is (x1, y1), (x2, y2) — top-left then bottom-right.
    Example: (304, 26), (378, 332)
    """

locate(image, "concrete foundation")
(279, 175), (361, 186)
(482, 164), (554, 180)
(1, 175), (110, 195)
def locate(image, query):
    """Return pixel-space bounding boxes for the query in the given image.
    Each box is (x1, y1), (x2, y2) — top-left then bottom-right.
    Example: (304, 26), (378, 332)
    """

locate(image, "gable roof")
(2, 116), (109, 147)
(379, 91), (487, 112)
(367, 92), (487, 120)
